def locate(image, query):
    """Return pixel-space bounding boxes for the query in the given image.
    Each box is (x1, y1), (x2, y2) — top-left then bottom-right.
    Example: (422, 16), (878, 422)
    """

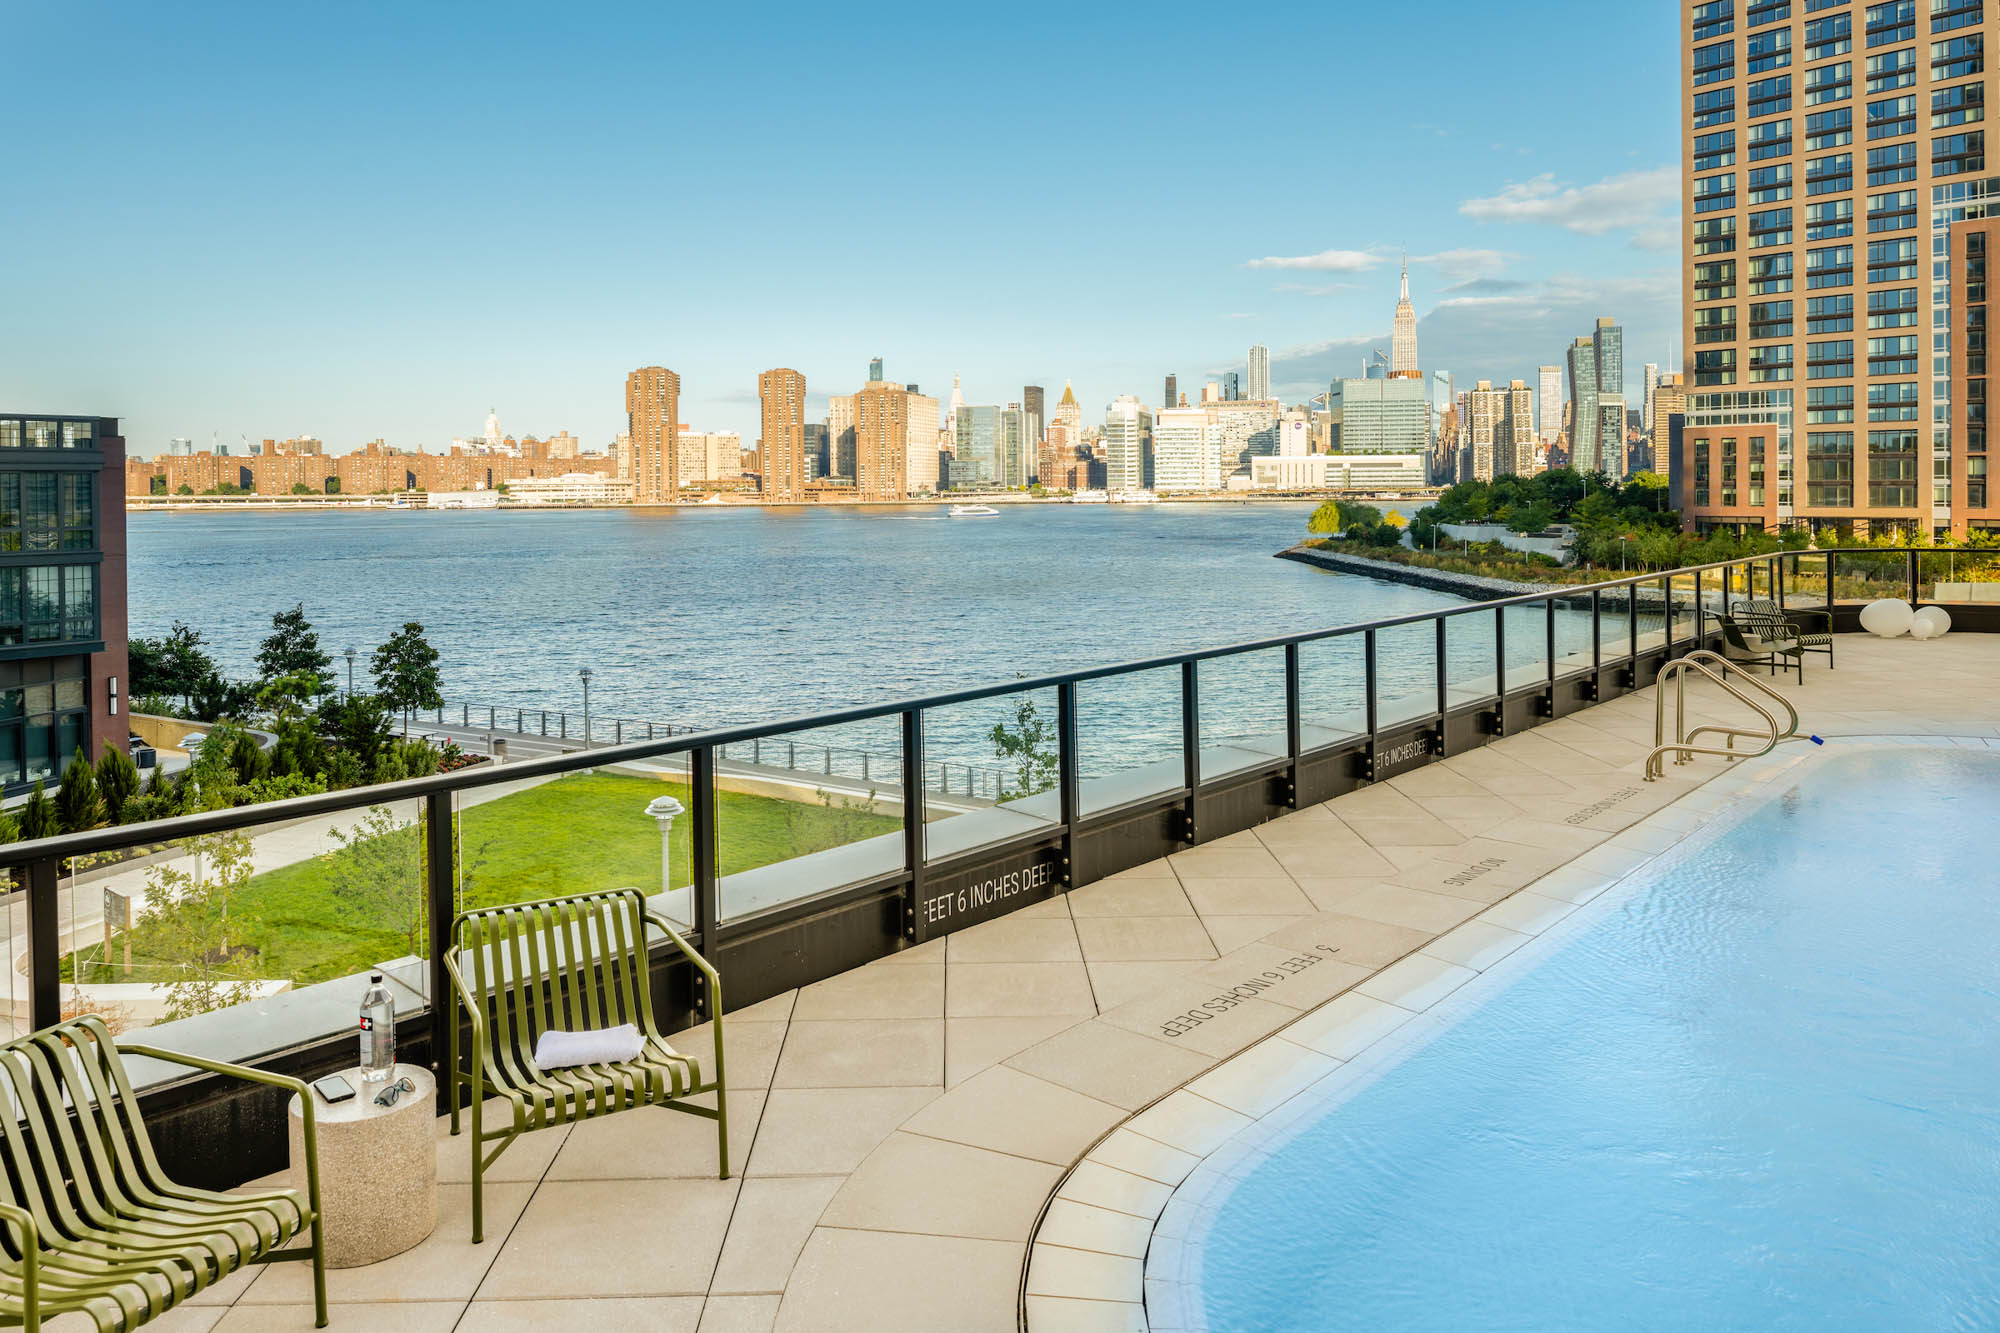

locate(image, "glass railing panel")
(1078, 664), (1183, 818)
(1830, 550), (1911, 604)
(1778, 552), (1833, 609)
(1919, 549), (2000, 603)
(1553, 592), (1597, 679)
(1197, 648), (1287, 781)
(1297, 633), (1366, 750)
(1503, 602), (1549, 692)
(1631, 577), (1669, 655)
(714, 717), (905, 920)
(1, 871), (26, 1042)
(922, 687), (1060, 864)
(68, 795), (429, 1080)
(1443, 610), (1498, 707)
(448, 754), (696, 932)
(1372, 621), (1438, 730)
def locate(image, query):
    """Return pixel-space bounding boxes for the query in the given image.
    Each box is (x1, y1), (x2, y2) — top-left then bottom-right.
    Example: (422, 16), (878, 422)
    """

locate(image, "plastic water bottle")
(359, 972), (395, 1082)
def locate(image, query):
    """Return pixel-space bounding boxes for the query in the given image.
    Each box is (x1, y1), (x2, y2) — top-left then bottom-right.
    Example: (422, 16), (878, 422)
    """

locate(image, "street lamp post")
(343, 647), (356, 697)
(645, 795), (685, 926)
(579, 667), (593, 750)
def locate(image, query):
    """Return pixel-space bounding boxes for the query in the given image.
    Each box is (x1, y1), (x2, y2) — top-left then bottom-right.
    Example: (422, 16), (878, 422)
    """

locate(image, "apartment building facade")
(1681, 0), (1996, 536)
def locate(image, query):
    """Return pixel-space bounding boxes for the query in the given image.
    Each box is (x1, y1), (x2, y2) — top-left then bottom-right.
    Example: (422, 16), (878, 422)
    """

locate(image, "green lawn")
(74, 772), (899, 990)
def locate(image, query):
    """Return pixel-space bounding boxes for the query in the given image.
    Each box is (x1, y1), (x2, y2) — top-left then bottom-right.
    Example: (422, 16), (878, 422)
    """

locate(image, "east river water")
(127, 502), (1466, 777)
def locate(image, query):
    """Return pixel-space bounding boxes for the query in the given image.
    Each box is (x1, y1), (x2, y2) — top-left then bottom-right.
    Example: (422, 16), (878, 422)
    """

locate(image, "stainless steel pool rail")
(1646, 650), (1801, 780)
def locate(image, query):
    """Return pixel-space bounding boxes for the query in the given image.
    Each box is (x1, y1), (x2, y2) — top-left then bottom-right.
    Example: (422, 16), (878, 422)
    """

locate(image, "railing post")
(900, 709), (925, 939)
(461, 703), (469, 726)
(1543, 597), (1557, 715)
(1283, 642), (1301, 808)
(615, 719), (623, 744)
(1590, 588), (1603, 686)
(1826, 551), (1837, 614)
(25, 857), (60, 1031)
(690, 746), (719, 1002)
(1909, 546), (1921, 605)
(1057, 681), (1081, 882)
(1491, 606), (1506, 737)
(1363, 628), (1380, 778)
(516, 709), (523, 733)
(1179, 659), (1200, 844)
(1693, 569), (1704, 650)
(753, 738), (761, 765)
(1434, 618), (1448, 753)
(539, 710), (547, 736)
(862, 752), (870, 782)
(425, 790), (454, 1040)
(1628, 581), (1640, 683)
(648, 723), (656, 741)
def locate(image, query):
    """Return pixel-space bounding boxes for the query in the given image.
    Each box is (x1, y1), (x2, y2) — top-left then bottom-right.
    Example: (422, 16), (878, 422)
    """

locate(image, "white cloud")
(1409, 248), (1511, 282)
(1459, 167), (1679, 250)
(1245, 248), (1384, 272)
(1222, 311), (1258, 319)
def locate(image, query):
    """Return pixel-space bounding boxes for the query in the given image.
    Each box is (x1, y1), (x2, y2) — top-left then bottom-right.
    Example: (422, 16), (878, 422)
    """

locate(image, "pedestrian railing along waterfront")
(4, 547), (1994, 1187)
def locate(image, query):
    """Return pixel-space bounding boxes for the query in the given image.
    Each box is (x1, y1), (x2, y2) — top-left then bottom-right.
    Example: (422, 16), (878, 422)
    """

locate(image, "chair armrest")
(442, 948), (487, 1045)
(644, 910), (726, 1090)
(118, 1044), (323, 1226)
(1783, 606), (1833, 630)
(0, 1201), (38, 1331)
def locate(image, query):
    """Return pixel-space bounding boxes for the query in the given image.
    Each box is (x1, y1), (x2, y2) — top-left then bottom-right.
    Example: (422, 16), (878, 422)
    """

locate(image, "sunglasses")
(374, 1076), (416, 1108)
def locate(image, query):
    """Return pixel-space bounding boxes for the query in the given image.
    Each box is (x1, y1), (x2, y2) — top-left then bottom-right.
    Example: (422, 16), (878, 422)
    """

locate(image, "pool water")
(1163, 745), (2000, 1332)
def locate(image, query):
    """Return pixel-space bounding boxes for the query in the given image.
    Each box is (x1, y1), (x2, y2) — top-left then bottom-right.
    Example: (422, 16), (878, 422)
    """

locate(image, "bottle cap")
(370, 972), (383, 982)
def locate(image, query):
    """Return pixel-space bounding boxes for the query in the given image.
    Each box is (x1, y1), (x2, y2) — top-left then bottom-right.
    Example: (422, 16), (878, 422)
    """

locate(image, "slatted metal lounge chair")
(1715, 611), (1804, 684)
(444, 888), (727, 1243)
(0, 1015), (327, 1331)
(1738, 597), (1835, 670)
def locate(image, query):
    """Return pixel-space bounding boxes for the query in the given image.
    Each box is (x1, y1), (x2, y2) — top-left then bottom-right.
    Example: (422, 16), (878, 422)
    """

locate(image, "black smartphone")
(313, 1074), (356, 1104)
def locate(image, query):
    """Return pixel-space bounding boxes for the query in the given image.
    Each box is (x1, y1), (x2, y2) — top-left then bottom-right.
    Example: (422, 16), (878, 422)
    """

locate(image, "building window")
(1809, 385), (1858, 422)
(1809, 293), (1857, 332)
(1696, 39), (1739, 85)
(1865, 0), (1917, 45)
(0, 565), (97, 648)
(1695, 0), (1737, 39)
(1746, 0), (1788, 24)
(1806, 107), (1854, 150)
(1809, 339), (1857, 377)
(1867, 140), (1920, 182)
(1806, 197), (1856, 239)
(1868, 286), (1920, 327)
(1868, 381), (1921, 420)
(1932, 0), (1982, 34)
(1933, 130), (1985, 174)
(1750, 252), (1795, 293)
(1695, 130), (1738, 171)
(1932, 32), (1984, 77)
(1806, 61), (1853, 106)
(1749, 117), (1794, 158)
(1868, 94), (1919, 137)
(1751, 299), (1795, 339)
(1695, 349), (1739, 386)
(1696, 87), (1738, 129)
(1867, 188), (1919, 230)
(0, 658), (90, 788)
(1750, 206), (1794, 247)
(1868, 429), (1920, 505)
(1867, 45), (1919, 91)
(1696, 260), (1740, 302)
(1808, 244), (1856, 287)
(1866, 236), (1920, 282)
(1932, 80), (1986, 127)
(1807, 13), (1853, 60)
(1695, 216), (1739, 255)
(1696, 306), (1740, 343)
(1868, 334), (1921, 375)
(1806, 431), (1856, 506)
(1807, 153), (1854, 195)
(1695, 439), (1713, 507)
(1749, 75), (1794, 119)
(1750, 345), (1797, 381)
(1696, 173), (1738, 213)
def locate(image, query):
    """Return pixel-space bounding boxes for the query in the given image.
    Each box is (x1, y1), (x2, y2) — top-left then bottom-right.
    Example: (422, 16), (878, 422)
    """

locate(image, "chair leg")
(310, 1212), (329, 1328)
(716, 1086), (731, 1181)
(470, 1096), (485, 1244)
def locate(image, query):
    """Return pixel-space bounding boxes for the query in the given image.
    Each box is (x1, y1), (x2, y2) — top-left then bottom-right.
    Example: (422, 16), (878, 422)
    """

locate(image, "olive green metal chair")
(444, 888), (727, 1243)
(1738, 597), (1835, 670)
(0, 1015), (327, 1331)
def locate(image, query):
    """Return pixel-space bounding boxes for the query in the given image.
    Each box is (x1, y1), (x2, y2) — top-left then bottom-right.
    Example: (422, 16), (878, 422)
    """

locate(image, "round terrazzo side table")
(286, 1063), (437, 1267)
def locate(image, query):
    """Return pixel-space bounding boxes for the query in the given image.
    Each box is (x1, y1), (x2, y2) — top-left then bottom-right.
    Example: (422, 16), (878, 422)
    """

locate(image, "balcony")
(4, 549), (1998, 1329)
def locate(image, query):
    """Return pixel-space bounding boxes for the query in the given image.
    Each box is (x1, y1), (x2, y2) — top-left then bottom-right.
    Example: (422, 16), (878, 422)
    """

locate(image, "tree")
(255, 605), (336, 696)
(55, 751), (102, 833)
(18, 781), (56, 841)
(1306, 500), (1344, 535)
(188, 671), (257, 723)
(128, 621), (217, 711)
(317, 692), (394, 770)
(290, 482), (316, 495)
(96, 745), (141, 823)
(371, 623), (443, 731)
(139, 830), (262, 1021)
(989, 698), (1058, 798)
(320, 805), (427, 959)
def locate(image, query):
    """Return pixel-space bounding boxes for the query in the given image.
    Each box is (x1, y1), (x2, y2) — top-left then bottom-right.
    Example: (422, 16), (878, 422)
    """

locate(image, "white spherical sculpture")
(1859, 598), (1915, 638)
(1912, 606), (1952, 640)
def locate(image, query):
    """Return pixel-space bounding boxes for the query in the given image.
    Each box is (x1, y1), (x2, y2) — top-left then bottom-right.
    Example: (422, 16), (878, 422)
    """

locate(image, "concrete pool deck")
(143, 633), (2000, 1333)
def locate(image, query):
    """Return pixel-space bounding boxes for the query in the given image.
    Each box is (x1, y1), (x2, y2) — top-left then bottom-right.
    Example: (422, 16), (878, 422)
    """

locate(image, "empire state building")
(1391, 251), (1419, 376)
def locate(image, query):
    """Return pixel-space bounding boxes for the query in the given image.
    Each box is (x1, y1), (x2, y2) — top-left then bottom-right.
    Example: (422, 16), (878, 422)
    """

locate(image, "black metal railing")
(3, 546), (1986, 1121)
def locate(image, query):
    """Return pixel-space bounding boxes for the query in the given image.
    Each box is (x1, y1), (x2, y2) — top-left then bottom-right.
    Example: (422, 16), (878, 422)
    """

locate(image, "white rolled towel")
(533, 1023), (645, 1069)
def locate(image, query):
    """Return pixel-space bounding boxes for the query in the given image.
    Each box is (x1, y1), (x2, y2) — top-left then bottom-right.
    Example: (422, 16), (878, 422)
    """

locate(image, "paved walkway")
(146, 633), (2000, 1333)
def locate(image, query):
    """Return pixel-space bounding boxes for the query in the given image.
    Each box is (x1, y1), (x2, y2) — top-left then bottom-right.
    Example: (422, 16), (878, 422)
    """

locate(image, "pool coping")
(1023, 735), (1993, 1333)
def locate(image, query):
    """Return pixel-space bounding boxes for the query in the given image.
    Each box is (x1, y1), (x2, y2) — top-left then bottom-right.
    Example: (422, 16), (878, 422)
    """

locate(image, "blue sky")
(3, 1), (1680, 454)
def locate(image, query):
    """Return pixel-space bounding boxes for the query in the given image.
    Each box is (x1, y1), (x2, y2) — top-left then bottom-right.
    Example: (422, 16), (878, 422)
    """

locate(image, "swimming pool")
(1149, 744), (2000, 1332)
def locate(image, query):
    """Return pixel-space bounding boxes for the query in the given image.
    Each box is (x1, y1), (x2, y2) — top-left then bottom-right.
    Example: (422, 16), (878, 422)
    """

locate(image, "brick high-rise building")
(625, 366), (679, 505)
(854, 381), (909, 501)
(1680, 0), (2000, 537)
(758, 368), (807, 502)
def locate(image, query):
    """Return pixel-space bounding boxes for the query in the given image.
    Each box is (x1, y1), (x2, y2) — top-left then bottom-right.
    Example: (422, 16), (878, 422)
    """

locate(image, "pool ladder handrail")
(1645, 650), (1802, 781)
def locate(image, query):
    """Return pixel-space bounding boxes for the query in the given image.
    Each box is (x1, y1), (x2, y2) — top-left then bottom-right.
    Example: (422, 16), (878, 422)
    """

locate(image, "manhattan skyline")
(6, 1), (1677, 452)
